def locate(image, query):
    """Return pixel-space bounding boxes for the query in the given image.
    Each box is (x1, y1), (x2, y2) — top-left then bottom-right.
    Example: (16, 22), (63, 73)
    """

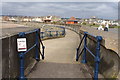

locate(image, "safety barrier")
(76, 32), (102, 80)
(18, 29), (45, 80)
(40, 26), (65, 39)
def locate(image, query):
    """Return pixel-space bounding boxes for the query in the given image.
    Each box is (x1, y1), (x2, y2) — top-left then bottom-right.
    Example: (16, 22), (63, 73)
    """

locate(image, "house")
(22, 17), (32, 22)
(43, 16), (61, 23)
(9, 17), (17, 22)
(43, 16), (52, 22)
(66, 16), (78, 24)
(32, 17), (43, 22)
(2, 16), (9, 21)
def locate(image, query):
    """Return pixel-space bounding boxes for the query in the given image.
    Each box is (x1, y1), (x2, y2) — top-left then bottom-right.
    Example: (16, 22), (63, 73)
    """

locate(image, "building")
(66, 17), (78, 24)
(43, 16), (61, 23)
(32, 17), (43, 22)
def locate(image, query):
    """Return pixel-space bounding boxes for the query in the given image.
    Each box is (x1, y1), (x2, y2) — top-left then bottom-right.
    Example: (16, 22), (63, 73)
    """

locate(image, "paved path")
(27, 29), (92, 78)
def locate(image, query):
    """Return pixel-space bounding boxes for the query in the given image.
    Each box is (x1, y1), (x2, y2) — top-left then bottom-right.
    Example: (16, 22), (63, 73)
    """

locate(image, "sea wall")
(1, 24), (66, 79)
(2, 28), (39, 79)
(64, 25), (120, 79)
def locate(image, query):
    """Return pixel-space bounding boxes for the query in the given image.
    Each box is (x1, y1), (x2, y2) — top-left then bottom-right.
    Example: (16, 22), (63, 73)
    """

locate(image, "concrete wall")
(82, 34), (120, 78)
(2, 28), (40, 79)
(1, 26), (66, 79)
(65, 25), (120, 79)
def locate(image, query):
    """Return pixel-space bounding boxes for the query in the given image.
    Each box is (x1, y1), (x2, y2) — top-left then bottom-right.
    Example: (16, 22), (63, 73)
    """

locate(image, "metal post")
(56, 31), (58, 37)
(49, 31), (52, 37)
(18, 32), (26, 80)
(64, 28), (66, 35)
(81, 32), (88, 63)
(19, 53), (25, 80)
(76, 48), (79, 61)
(41, 32), (44, 39)
(35, 29), (40, 61)
(94, 36), (102, 80)
(42, 46), (45, 60)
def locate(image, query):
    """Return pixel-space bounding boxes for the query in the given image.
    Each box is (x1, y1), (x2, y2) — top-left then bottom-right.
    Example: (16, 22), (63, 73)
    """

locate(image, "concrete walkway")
(27, 29), (92, 78)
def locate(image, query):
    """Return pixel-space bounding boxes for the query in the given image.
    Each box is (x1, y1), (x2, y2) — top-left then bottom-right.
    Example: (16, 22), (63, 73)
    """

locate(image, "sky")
(1, 2), (119, 19)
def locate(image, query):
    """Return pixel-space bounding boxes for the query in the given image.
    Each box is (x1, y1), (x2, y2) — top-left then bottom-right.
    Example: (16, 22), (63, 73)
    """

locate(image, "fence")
(18, 29), (45, 80)
(40, 26), (65, 39)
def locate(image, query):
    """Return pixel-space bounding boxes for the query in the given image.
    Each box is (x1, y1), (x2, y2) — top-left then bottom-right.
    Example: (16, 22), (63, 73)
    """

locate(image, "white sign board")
(17, 38), (27, 52)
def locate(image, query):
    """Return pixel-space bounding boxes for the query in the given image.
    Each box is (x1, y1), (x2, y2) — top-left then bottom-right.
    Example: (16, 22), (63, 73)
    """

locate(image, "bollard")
(81, 32), (88, 63)
(35, 29), (40, 61)
(18, 32), (26, 80)
(94, 36), (102, 80)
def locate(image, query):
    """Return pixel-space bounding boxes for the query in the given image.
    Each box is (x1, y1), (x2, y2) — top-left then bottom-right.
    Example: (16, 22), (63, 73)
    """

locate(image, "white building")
(32, 17), (43, 22)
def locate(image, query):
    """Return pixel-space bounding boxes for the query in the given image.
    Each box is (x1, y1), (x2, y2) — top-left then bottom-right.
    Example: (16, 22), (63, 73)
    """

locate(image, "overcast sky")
(1, 2), (119, 19)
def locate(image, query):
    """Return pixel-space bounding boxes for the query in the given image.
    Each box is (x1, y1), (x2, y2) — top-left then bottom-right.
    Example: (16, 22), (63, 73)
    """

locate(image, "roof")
(68, 16), (77, 21)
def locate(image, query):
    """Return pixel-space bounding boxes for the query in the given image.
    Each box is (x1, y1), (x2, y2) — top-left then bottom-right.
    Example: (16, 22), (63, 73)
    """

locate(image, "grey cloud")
(2, 2), (118, 19)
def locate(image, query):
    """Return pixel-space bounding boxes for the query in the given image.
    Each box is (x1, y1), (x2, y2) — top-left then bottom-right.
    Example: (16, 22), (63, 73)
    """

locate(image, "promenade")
(27, 29), (92, 78)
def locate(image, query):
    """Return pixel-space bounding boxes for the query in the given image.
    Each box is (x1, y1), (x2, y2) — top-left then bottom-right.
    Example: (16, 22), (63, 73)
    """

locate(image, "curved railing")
(40, 26), (65, 40)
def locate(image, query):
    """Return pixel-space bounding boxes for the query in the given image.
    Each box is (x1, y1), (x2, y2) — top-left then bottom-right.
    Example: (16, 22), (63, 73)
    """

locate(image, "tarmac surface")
(27, 29), (92, 78)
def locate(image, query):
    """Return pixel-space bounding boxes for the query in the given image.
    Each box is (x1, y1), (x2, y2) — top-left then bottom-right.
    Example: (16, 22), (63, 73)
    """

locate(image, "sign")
(17, 38), (27, 52)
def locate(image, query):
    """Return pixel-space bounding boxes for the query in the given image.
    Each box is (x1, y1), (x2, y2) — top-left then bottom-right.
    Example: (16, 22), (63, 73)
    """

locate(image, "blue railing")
(76, 32), (102, 80)
(40, 28), (65, 39)
(18, 29), (45, 80)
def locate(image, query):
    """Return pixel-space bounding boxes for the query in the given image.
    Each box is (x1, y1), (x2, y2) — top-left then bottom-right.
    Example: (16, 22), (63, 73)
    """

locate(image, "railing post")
(35, 29), (40, 61)
(18, 32), (26, 80)
(94, 36), (102, 80)
(41, 32), (44, 39)
(42, 46), (45, 60)
(81, 32), (88, 63)
(56, 31), (58, 37)
(19, 53), (25, 80)
(49, 31), (52, 37)
(63, 28), (65, 35)
(76, 48), (79, 61)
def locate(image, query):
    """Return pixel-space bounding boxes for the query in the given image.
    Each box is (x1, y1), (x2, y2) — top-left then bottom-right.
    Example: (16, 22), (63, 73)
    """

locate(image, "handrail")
(76, 31), (102, 80)
(18, 29), (45, 80)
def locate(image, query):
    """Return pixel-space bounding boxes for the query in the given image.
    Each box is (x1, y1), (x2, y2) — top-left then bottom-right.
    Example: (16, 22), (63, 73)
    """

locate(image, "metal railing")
(76, 32), (102, 80)
(40, 26), (65, 39)
(18, 29), (45, 80)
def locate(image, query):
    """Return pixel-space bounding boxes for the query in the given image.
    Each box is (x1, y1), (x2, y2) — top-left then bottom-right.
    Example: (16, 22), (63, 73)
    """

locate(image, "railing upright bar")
(94, 36), (102, 80)
(76, 48), (84, 61)
(19, 53), (25, 80)
(76, 35), (85, 61)
(38, 32), (45, 60)
(81, 32), (88, 63)
(35, 29), (40, 61)
(18, 32), (26, 80)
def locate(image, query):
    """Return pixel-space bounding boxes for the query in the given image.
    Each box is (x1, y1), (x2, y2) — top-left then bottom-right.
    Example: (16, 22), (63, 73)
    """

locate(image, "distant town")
(0, 15), (120, 28)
